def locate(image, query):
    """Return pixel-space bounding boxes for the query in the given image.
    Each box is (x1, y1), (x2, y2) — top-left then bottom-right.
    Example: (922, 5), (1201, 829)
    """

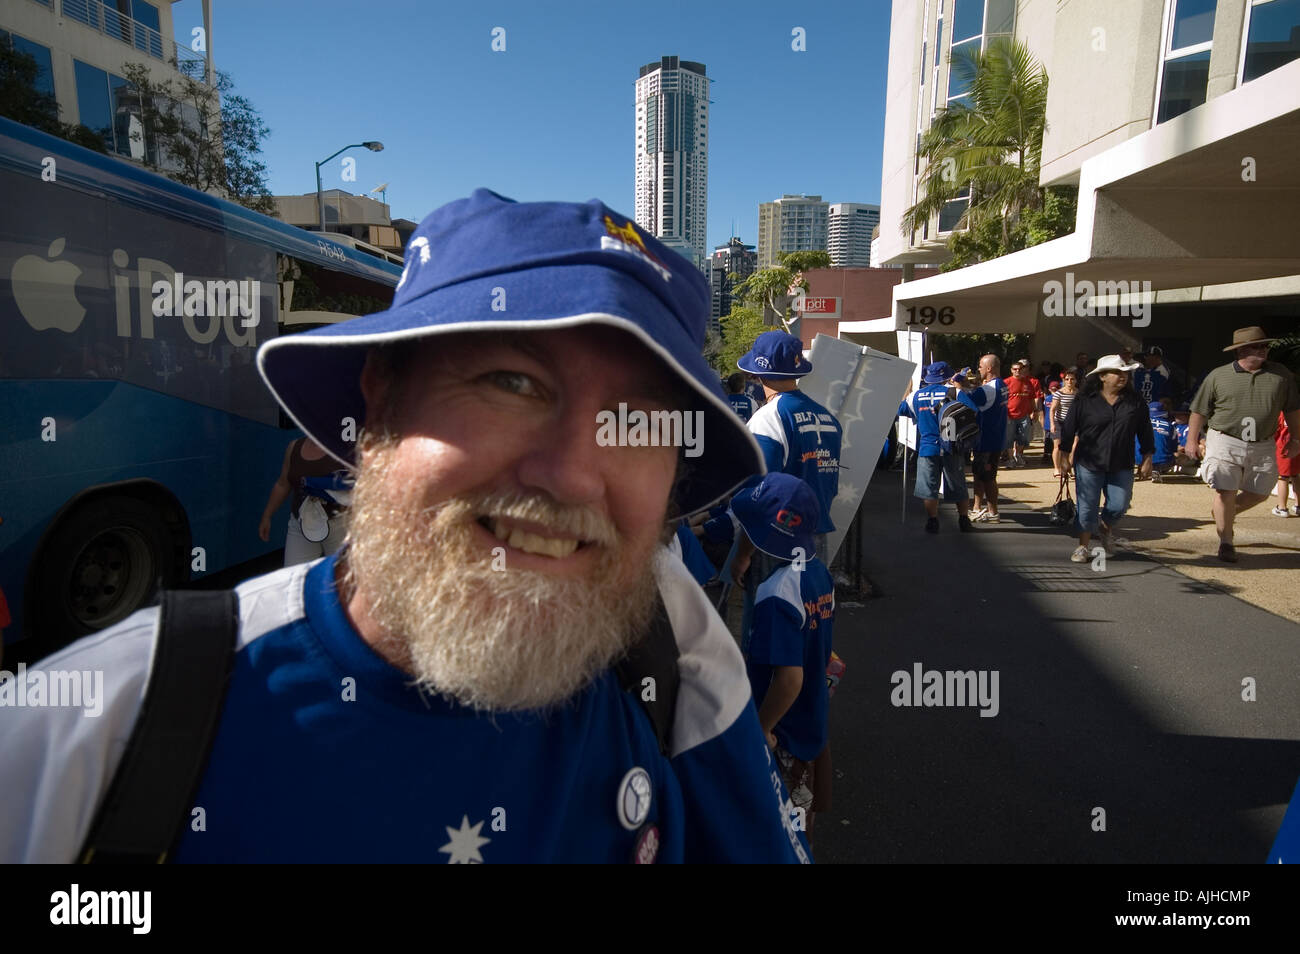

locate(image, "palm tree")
(903, 37), (1050, 252)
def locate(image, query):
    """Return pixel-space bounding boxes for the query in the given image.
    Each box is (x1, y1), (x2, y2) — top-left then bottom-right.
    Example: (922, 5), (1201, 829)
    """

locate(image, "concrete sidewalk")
(811, 454), (1300, 864)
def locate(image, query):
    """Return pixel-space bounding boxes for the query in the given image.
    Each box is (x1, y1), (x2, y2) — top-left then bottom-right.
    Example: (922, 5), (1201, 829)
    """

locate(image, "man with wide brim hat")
(0, 190), (812, 864)
(731, 473), (835, 844)
(898, 360), (979, 534)
(1186, 326), (1300, 562)
(733, 329), (843, 570)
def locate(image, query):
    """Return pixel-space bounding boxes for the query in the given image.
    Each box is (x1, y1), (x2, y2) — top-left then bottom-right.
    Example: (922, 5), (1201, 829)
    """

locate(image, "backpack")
(933, 388), (979, 454)
(79, 589), (681, 863)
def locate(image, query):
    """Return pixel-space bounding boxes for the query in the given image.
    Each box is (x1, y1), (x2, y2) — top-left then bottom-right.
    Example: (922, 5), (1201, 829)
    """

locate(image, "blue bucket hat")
(731, 473), (819, 562)
(257, 189), (763, 515)
(737, 330), (812, 378)
(922, 361), (953, 385)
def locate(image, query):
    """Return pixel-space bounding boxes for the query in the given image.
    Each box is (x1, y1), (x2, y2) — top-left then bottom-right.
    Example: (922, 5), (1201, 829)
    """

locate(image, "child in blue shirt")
(1135, 400), (1179, 480)
(733, 473), (835, 849)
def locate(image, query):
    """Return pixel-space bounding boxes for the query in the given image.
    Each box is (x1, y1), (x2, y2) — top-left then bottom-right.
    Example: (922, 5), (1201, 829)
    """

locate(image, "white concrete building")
(757, 194), (829, 268)
(854, 0), (1300, 387)
(828, 202), (880, 267)
(0, 0), (215, 164)
(635, 56), (709, 271)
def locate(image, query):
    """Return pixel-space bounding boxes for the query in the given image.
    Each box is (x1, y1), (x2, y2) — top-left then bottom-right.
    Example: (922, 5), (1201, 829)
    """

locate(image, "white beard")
(341, 431), (663, 712)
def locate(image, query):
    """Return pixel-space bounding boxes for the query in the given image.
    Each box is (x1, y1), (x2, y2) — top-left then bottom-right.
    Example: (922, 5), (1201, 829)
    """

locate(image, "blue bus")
(0, 116), (402, 656)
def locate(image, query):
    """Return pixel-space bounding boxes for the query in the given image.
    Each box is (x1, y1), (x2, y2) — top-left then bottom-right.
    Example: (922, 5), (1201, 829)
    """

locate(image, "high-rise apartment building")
(827, 203), (880, 267)
(634, 56), (709, 271)
(708, 237), (757, 330)
(757, 194), (829, 268)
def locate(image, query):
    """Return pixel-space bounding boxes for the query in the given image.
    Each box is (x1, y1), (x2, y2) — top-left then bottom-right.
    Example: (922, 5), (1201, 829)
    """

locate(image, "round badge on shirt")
(616, 767), (653, 830)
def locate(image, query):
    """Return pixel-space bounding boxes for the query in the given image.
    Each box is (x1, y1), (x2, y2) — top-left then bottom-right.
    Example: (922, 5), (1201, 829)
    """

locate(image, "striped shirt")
(1051, 390), (1077, 431)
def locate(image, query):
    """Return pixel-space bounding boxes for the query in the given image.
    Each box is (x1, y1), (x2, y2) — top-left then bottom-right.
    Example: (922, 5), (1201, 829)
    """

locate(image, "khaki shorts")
(1202, 429), (1278, 494)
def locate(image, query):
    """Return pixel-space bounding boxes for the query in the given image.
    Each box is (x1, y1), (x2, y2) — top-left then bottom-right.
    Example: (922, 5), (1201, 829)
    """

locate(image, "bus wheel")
(31, 496), (178, 649)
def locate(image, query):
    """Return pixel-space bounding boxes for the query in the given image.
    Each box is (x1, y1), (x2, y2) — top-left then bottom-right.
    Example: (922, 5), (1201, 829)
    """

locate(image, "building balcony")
(60, 0), (208, 80)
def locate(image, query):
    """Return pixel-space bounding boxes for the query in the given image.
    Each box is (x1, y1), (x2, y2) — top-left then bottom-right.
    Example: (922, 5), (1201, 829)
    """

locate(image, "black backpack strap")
(79, 589), (238, 864)
(615, 596), (680, 757)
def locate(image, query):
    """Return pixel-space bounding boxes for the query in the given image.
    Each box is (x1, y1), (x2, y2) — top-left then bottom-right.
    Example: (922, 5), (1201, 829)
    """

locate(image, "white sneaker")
(1272, 506), (1291, 517)
(984, 512), (1001, 524)
(970, 508), (988, 521)
(1070, 545), (1090, 563)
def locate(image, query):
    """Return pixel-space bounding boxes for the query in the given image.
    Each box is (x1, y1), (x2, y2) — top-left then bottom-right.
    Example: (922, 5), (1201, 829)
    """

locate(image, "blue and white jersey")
(1132, 364), (1171, 403)
(747, 391), (843, 534)
(745, 380), (766, 407)
(0, 554), (810, 864)
(1175, 421), (1190, 449)
(967, 378), (1009, 453)
(898, 383), (980, 458)
(1135, 413), (1178, 465)
(668, 523), (717, 586)
(727, 392), (758, 423)
(745, 560), (835, 763)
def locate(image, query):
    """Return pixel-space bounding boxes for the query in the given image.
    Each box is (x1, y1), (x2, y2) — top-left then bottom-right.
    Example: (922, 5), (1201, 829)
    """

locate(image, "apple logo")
(11, 237), (85, 333)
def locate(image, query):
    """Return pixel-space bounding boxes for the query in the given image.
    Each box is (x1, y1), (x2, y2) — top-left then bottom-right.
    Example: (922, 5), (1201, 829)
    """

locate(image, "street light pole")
(315, 141), (385, 233)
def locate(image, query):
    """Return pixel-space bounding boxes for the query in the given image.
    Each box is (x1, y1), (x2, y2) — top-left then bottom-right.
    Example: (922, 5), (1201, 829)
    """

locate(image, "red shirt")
(1004, 374), (1041, 419)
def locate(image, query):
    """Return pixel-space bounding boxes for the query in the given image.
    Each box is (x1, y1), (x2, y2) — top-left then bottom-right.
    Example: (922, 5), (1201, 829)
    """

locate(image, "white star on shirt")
(439, 815), (491, 864)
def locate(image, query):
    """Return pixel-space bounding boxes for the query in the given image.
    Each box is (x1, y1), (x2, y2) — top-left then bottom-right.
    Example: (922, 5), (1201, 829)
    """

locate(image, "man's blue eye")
(490, 372), (536, 395)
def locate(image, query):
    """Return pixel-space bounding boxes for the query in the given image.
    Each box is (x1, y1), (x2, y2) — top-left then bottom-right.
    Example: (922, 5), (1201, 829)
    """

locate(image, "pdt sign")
(795, 295), (841, 317)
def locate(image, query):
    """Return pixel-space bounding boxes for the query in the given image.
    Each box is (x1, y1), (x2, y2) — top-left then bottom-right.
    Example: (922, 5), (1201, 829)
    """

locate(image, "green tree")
(731, 250), (832, 331)
(716, 305), (765, 374)
(903, 37), (1075, 271)
(0, 43), (105, 151)
(121, 59), (274, 213)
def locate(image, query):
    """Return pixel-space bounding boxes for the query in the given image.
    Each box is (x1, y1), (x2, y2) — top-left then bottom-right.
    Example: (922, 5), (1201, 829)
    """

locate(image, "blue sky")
(173, 0), (891, 252)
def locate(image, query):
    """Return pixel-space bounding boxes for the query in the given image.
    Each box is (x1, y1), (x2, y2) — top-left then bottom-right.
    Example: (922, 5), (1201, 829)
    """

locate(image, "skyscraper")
(708, 237), (757, 331)
(634, 56), (709, 271)
(757, 194), (829, 268)
(827, 203), (880, 267)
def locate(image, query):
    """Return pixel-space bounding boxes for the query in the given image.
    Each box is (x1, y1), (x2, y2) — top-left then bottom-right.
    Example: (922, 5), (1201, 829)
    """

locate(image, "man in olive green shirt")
(1186, 326), (1300, 562)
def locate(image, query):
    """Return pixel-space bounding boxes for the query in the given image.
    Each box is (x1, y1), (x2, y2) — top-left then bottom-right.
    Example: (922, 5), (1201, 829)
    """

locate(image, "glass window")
(74, 60), (114, 151)
(939, 196), (968, 232)
(1170, 0), (1217, 50)
(935, 19), (944, 66)
(1243, 0), (1300, 82)
(1157, 50), (1211, 122)
(952, 0), (984, 43)
(9, 34), (55, 98)
(986, 0), (1015, 34)
(110, 72), (146, 160)
(949, 37), (981, 99)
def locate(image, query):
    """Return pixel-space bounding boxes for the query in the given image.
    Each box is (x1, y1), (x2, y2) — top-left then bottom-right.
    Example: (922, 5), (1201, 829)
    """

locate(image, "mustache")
(421, 489), (621, 549)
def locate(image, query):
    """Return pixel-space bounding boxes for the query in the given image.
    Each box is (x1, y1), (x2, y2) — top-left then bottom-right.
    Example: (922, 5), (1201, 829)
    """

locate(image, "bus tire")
(29, 496), (179, 652)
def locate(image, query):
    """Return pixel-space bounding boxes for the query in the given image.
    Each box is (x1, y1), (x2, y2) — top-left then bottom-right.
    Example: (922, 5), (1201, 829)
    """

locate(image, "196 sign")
(905, 305), (956, 326)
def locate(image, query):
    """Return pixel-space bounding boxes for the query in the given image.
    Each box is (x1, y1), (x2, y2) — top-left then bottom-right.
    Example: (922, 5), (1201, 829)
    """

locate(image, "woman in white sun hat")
(1058, 355), (1154, 563)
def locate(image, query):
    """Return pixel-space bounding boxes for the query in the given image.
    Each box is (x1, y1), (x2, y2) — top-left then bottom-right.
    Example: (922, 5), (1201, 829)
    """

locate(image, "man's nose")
(514, 401), (610, 506)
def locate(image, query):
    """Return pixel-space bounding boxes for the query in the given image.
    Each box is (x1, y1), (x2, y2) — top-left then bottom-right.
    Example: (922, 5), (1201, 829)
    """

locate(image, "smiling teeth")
(485, 518), (579, 558)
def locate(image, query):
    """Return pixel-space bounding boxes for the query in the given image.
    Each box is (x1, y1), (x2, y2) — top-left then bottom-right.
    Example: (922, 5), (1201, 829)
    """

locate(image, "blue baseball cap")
(1149, 401), (1168, 416)
(257, 189), (764, 515)
(922, 361), (953, 384)
(737, 330), (812, 378)
(730, 473), (819, 562)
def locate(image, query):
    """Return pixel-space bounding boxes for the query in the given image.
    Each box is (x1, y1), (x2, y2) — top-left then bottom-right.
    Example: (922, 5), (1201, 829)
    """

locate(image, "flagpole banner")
(800, 334), (917, 564)
(895, 330), (925, 449)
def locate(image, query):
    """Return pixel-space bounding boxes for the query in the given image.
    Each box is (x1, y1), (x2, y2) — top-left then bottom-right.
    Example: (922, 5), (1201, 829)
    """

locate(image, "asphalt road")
(815, 469), (1300, 863)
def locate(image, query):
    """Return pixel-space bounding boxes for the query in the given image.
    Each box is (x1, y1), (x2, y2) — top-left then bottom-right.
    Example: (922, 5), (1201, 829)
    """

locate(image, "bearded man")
(0, 191), (809, 864)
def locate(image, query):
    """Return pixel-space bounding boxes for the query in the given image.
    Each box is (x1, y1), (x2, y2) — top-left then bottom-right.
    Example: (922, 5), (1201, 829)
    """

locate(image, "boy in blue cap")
(733, 473), (835, 848)
(1, 190), (811, 864)
(898, 361), (980, 533)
